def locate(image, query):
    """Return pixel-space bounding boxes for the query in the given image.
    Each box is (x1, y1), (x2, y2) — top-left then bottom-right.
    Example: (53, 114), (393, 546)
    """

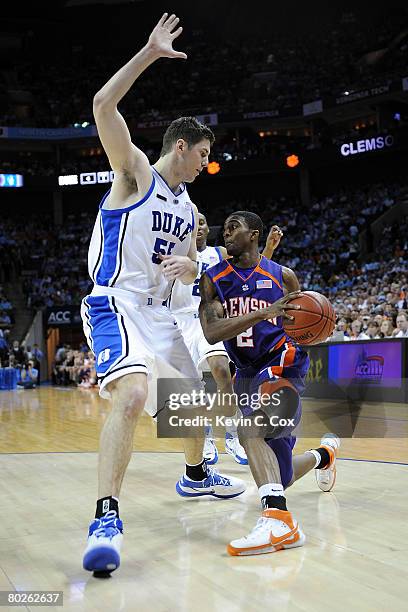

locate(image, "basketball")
(283, 291), (336, 345)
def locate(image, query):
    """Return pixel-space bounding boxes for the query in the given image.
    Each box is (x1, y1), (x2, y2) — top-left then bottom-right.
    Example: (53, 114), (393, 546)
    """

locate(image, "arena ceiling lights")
(286, 155), (300, 168)
(207, 162), (221, 175)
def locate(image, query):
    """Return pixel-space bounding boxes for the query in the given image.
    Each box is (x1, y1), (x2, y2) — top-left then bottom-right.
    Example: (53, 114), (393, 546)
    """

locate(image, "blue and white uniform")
(81, 167), (201, 412)
(170, 245), (228, 372)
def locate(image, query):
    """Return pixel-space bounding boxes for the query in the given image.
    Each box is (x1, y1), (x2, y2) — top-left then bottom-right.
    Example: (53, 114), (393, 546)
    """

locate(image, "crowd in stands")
(1, 113), (405, 183)
(0, 220), (35, 281)
(0, 338), (43, 387)
(0, 158), (57, 177)
(0, 127), (334, 179)
(0, 335), (97, 389)
(1, 10), (407, 128)
(52, 343), (97, 388)
(323, 215), (408, 340)
(0, 181), (406, 391)
(208, 180), (408, 341)
(0, 285), (15, 334)
(23, 213), (93, 309)
(3, 176), (403, 349)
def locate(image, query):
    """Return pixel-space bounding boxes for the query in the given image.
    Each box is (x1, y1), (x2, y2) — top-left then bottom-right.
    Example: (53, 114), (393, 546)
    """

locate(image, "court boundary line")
(0, 450), (407, 466)
(337, 457), (408, 466)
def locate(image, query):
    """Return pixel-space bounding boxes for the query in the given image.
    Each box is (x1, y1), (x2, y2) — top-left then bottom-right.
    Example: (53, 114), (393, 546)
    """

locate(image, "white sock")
(306, 449), (321, 468)
(258, 483), (284, 499)
(186, 460), (205, 467)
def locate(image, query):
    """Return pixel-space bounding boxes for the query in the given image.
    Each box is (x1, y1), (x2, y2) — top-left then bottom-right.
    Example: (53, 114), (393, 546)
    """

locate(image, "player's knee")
(122, 388), (146, 420)
(110, 376), (147, 420)
(258, 380), (300, 435)
(117, 394), (145, 421)
(209, 358), (231, 387)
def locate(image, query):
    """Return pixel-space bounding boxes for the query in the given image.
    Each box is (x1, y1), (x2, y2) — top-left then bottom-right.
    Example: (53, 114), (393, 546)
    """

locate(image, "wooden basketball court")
(1, 386), (407, 611)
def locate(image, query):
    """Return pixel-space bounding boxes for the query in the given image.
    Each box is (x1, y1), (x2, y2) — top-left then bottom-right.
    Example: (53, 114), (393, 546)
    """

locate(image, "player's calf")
(230, 419), (304, 556)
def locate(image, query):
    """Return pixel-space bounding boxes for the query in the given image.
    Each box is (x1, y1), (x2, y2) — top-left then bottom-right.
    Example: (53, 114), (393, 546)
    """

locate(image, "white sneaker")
(176, 468), (246, 499)
(228, 509), (305, 556)
(225, 433), (248, 465)
(83, 510), (123, 573)
(203, 437), (219, 465)
(315, 433), (341, 492)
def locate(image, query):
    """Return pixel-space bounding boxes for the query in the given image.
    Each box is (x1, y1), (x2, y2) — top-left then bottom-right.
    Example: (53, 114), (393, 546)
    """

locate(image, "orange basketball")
(283, 291), (335, 345)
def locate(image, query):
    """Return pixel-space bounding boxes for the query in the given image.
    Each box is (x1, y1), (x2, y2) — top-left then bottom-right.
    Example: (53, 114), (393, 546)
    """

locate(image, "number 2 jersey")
(87, 167), (195, 301)
(170, 245), (223, 314)
(204, 255), (288, 369)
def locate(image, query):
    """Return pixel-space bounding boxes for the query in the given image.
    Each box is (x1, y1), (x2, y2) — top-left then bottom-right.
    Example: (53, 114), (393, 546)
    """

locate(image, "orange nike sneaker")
(315, 433), (341, 492)
(227, 509), (305, 556)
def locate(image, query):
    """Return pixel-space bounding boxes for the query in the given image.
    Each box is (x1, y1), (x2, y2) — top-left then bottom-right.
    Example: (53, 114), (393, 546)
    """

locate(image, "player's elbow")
(93, 92), (105, 110)
(93, 92), (114, 114)
(203, 328), (219, 345)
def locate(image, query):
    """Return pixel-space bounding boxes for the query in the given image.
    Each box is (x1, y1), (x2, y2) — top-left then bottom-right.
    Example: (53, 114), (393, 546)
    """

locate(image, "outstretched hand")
(147, 13), (187, 60)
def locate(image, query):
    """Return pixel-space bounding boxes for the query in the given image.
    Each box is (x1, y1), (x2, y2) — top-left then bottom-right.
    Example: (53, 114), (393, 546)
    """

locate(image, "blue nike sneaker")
(225, 432), (248, 465)
(176, 468), (246, 499)
(83, 510), (123, 573)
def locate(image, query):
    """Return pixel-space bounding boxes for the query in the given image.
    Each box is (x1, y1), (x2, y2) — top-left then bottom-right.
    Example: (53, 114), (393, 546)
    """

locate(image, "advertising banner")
(45, 306), (82, 326)
(328, 341), (402, 389)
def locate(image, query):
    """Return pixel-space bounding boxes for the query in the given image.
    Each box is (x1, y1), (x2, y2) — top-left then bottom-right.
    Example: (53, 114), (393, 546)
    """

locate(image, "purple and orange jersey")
(205, 255), (289, 369)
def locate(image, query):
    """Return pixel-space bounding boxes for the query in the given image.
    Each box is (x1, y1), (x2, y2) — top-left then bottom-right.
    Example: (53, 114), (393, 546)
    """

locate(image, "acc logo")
(48, 311), (71, 323)
(97, 348), (111, 366)
(354, 352), (384, 383)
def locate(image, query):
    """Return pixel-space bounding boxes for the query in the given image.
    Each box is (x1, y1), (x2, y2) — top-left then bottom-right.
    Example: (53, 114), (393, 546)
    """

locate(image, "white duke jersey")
(87, 167), (195, 301)
(170, 245), (223, 314)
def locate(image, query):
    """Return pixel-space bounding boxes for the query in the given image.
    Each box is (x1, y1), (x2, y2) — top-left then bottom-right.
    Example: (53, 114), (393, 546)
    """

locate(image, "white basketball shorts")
(81, 285), (202, 416)
(174, 311), (228, 373)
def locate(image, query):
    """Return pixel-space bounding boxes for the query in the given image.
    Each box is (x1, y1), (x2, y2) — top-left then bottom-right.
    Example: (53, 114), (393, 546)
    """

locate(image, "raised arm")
(261, 225), (283, 259)
(199, 273), (300, 344)
(93, 13), (186, 183)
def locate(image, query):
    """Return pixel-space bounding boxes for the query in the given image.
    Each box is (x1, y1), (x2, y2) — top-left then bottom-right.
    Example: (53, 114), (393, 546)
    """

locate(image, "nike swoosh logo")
(190, 487), (215, 493)
(269, 524), (298, 546)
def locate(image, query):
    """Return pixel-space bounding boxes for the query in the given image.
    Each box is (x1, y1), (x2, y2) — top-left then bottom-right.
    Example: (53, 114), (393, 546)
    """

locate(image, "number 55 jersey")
(87, 167), (195, 299)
